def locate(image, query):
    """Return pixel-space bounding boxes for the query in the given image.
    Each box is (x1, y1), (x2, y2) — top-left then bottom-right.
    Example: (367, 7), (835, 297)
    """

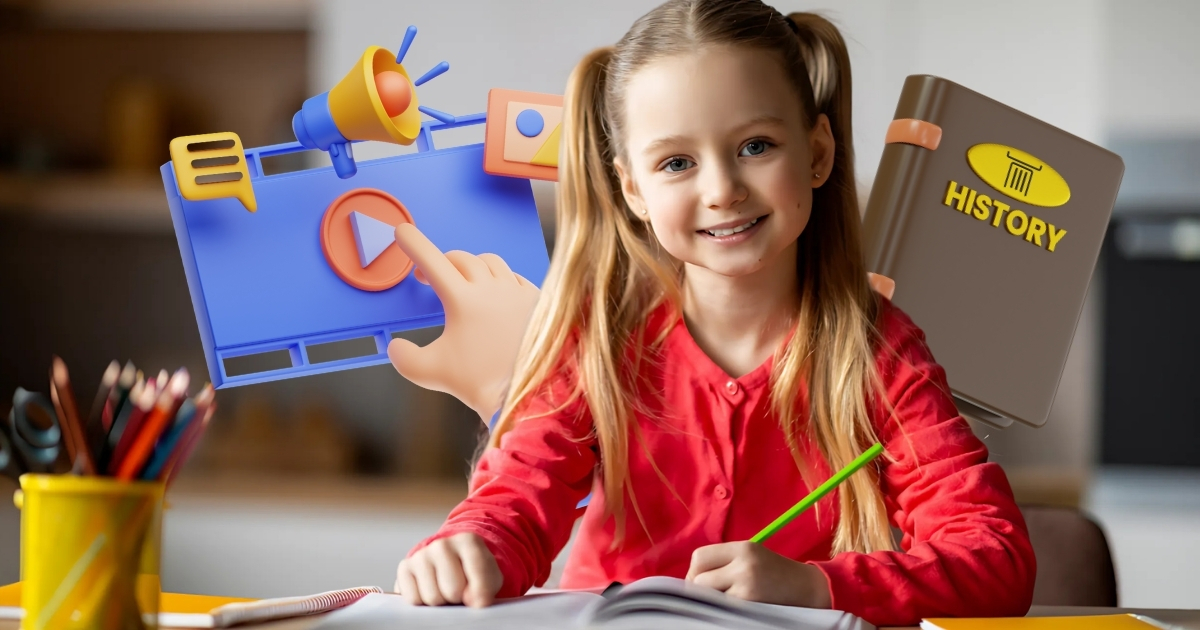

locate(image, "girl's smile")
(697, 214), (768, 243)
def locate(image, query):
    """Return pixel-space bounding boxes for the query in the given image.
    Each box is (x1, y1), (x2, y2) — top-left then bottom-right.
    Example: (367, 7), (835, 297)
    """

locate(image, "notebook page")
(582, 576), (872, 630)
(311, 591), (603, 630)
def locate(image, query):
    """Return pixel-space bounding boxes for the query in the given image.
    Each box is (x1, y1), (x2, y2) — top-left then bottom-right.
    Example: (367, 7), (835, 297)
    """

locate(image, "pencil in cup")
(49, 357), (95, 475)
(103, 377), (150, 473)
(85, 361), (120, 471)
(115, 369), (189, 481)
(140, 384), (214, 482)
(750, 443), (885, 543)
(163, 389), (215, 485)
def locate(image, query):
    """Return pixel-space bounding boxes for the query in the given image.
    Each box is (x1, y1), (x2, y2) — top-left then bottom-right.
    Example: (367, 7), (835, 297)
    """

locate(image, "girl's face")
(614, 45), (834, 280)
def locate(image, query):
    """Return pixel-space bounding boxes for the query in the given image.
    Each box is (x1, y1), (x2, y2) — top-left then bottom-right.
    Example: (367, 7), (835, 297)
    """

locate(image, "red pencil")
(116, 369), (189, 481)
(106, 380), (152, 475)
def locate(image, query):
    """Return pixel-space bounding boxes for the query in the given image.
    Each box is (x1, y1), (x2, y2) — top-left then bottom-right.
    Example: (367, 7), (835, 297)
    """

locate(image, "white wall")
(1105, 1), (1200, 136)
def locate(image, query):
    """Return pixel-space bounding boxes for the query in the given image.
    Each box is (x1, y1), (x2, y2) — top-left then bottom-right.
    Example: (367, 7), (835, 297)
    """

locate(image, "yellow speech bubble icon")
(169, 132), (257, 212)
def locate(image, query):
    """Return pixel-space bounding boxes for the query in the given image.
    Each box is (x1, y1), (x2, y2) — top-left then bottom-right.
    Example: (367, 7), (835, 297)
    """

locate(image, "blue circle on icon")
(515, 109), (544, 137)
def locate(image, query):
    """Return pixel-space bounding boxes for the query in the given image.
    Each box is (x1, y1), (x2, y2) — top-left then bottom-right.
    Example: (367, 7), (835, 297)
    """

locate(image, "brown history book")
(862, 75), (1124, 428)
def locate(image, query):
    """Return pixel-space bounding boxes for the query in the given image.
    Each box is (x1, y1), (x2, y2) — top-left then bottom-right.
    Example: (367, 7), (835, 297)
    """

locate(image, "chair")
(1020, 504), (1118, 607)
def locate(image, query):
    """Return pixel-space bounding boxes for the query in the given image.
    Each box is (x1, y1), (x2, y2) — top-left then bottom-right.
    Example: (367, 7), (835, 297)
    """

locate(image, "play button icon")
(320, 188), (415, 291)
(350, 211), (396, 268)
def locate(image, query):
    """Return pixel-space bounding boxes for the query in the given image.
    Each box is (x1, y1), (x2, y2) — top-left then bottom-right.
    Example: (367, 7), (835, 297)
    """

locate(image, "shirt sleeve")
(405, 368), (596, 599)
(810, 300), (1037, 627)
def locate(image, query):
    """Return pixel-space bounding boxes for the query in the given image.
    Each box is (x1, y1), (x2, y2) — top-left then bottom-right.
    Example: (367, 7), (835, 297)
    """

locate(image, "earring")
(814, 173), (822, 179)
(641, 207), (648, 215)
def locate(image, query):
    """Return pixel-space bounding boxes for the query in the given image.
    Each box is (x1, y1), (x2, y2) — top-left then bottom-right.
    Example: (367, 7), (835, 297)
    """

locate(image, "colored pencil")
(750, 443), (885, 543)
(115, 369), (189, 480)
(138, 398), (196, 481)
(86, 361), (120, 465)
(164, 387), (215, 486)
(49, 357), (95, 475)
(104, 379), (150, 474)
(105, 362), (137, 431)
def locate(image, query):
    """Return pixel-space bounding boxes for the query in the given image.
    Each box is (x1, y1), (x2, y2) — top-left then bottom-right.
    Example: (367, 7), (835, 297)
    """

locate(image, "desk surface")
(2, 605), (1197, 630)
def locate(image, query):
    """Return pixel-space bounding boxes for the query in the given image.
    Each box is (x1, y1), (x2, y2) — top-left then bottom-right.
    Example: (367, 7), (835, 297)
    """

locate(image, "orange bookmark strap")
(885, 118), (943, 151)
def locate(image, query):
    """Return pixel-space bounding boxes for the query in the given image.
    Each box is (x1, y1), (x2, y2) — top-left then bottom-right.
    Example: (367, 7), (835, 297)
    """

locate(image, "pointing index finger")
(394, 223), (464, 294)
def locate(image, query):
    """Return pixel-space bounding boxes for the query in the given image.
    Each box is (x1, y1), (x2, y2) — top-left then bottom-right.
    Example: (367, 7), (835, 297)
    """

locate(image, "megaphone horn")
(292, 26), (450, 179)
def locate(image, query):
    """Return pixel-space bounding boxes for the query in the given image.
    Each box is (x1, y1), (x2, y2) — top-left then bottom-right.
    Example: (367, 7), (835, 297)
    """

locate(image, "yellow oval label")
(966, 144), (1070, 208)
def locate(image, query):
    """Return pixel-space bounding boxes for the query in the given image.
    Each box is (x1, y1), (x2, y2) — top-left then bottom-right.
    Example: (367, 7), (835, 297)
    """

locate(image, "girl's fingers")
(412, 556), (446, 606)
(689, 563), (736, 593)
(395, 561), (421, 606)
(454, 535), (502, 608)
(430, 544), (468, 605)
(685, 543), (735, 581)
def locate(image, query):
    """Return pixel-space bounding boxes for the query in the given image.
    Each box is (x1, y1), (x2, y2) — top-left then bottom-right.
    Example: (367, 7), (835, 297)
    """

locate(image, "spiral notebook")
(313, 576), (871, 630)
(0, 582), (380, 628)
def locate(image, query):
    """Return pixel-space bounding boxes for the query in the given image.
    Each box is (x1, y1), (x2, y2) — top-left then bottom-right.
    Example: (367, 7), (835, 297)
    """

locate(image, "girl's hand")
(685, 541), (832, 609)
(395, 533), (504, 607)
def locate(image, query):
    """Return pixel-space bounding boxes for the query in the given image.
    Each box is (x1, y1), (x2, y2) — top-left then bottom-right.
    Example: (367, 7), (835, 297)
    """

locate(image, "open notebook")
(313, 576), (872, 630)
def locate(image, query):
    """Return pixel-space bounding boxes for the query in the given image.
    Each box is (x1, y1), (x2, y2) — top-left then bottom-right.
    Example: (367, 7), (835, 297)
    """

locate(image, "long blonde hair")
(488, 0), (895, 555)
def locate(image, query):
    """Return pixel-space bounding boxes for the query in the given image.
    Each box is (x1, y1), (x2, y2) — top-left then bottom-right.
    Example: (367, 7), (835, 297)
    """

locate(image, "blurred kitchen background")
(0, 0), (1196, 609)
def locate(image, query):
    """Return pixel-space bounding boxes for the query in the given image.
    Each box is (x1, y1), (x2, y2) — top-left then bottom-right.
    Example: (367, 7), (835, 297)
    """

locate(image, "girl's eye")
(740, 140), (771, 157)
(663, 157), (694, 173)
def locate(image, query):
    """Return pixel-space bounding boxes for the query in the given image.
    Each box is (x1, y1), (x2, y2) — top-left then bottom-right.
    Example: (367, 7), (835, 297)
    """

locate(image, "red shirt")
(409, 299), (1036, 627)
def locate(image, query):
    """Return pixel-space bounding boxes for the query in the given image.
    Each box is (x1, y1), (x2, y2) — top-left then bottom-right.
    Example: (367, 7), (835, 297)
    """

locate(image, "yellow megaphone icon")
(292, 26), (451, 178)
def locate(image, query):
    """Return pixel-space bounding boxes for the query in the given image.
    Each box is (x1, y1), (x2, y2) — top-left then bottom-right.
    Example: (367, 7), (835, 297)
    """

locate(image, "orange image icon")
(320, 188), (415, 291)
(483, 88), (563, 181)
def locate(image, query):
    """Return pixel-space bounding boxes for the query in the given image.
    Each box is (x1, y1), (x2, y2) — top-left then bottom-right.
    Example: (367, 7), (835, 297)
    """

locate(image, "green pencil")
(750, 442), (885, 543)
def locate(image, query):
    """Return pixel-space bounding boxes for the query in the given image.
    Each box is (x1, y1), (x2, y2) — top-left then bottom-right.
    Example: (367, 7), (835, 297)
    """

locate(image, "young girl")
(395, 1), (1036, 625)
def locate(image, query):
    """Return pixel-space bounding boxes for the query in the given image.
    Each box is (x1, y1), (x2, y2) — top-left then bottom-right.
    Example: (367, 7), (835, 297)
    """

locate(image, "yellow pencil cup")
(15, 474), (164, 630)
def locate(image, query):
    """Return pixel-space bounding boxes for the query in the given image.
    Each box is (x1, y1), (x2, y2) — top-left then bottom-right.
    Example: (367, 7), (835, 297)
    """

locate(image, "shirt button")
(714, 485), (728, 499)
(725, 381), (739, 395)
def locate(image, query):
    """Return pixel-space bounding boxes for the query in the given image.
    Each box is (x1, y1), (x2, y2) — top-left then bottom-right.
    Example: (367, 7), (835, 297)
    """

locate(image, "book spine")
(862, 75), (952, 275)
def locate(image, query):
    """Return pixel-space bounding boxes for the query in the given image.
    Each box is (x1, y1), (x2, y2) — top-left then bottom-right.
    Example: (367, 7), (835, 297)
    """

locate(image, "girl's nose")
(700, 162), (748, 210)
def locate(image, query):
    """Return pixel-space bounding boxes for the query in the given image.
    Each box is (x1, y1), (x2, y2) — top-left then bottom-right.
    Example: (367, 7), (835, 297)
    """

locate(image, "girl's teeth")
(706, 216), (759, 237)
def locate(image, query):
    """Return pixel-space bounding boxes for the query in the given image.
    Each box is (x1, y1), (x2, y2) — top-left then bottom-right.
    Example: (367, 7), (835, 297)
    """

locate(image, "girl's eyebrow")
(640, 114), (788, 156)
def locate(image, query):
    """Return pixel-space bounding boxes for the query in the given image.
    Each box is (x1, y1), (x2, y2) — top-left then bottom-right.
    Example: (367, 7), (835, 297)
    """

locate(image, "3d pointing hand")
(388, 223), (541, 424)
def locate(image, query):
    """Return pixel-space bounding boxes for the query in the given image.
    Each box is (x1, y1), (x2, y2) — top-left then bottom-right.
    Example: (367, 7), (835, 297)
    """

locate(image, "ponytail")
(491, 44), (680, 546)
(787, 12), (857, 221)
(780, 12), (894, 556)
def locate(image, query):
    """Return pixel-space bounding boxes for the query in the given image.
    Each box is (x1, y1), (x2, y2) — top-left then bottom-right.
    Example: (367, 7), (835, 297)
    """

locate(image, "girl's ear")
(809, 113), (835, 189)
(614, 157), (650, 220)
